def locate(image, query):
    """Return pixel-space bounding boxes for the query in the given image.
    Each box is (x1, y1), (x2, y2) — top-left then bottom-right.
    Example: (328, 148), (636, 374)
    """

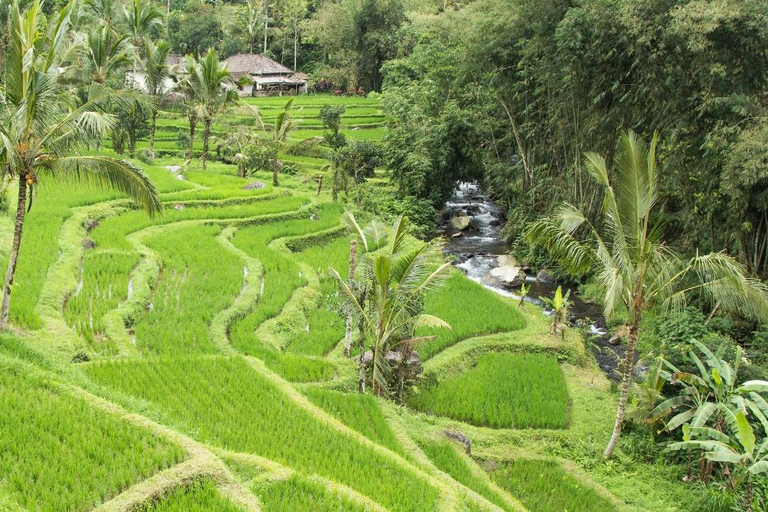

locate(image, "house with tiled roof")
(225, 53), (308, 96)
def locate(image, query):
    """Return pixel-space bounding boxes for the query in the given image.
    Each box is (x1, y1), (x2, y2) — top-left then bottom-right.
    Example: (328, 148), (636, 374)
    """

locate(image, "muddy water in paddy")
(437, 182), (625, 381)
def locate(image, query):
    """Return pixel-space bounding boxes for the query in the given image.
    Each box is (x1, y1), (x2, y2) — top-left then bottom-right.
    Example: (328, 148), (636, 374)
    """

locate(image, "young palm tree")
(123, 0), (163, 48)
(264, 98), (298, 186)
(0, 0), (162, 329)
(79, 24), (131, 85)
(527, 131), (768, 458)
(182, 49), (237, 169)
(143, 38), (172, 154)
(331, 215), (452, 396)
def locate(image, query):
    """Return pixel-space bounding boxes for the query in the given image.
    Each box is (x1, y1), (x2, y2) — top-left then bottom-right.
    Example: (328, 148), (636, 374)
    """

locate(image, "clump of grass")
(417, 439), (509, 510)
(136, 479), (243, 512)
(85, 357), (440, 512)
(409, 353), (569, 429)
(304, 387), (404, 455)
(134, 224), (243, 354)
(252, 345), (334, 382)
(491, 459), (616, 512)
(256, 475), (368, 512)
(417, 274), (526, 360)
(0, 365), (185, 511)
(65, 251), (139, 352)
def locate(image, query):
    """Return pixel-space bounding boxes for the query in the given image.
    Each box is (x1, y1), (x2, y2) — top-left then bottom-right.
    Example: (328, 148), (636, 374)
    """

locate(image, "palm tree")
(527, 131), (768, 458)
(332, 215), (452, 397)
(143, 38), (172, 155)
(0, 0), (162, 329)
(122, 0), (163, 48)
(79, 24), (131, 85)
(238, 0), (264, 53)
(182, 49), (237, 169)
(263, 98), (298, 186)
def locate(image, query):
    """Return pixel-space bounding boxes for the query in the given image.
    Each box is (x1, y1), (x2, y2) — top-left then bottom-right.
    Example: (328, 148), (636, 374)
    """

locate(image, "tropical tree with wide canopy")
(527, 131), (768, 458)
(0, 0), (162, 329)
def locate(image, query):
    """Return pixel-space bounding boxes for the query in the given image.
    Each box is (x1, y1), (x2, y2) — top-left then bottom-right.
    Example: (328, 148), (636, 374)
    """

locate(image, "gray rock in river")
(536, 268), (555, 283)
(485, 265), (526, 288)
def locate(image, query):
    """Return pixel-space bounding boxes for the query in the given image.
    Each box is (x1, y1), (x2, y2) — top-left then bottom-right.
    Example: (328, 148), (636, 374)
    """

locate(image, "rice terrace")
(3, 0), (768, 511)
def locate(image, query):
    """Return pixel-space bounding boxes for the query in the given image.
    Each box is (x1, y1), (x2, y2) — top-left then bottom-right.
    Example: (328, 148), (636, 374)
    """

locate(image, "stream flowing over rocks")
(437, 182), (626, 381)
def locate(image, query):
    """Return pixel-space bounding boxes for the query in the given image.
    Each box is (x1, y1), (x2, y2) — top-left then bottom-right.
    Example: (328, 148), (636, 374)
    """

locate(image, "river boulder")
(484, 265), (526, 288)
(536, 268), (555, 283)
(496, 255), (520, 268)
(451, 216), (471, 231)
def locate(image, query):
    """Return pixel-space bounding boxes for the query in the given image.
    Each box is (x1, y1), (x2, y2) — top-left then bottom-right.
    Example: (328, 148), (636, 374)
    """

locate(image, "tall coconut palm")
(143, 38), (171, 154)
(332, 215), (452, 397)
(0, 0), (162, 329)
(182, 49), (237, 169)
(527, 131), (768, 458)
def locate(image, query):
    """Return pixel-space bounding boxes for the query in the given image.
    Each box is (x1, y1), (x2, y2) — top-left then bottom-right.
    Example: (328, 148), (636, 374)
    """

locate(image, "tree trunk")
(315, 175), (323, 196)
(188, 115), (197, 161)
(263, 0), (269, 53)
(604, 321), (639, 458)
(293, 20), (298, 71)
(202, 117), (212, 170)
(344, 239), (357, 357)
(272, 158), (279, 187)
(332, 168), (338, 201)
(149, 108), (158, 155)
(1, 178), (28, 329)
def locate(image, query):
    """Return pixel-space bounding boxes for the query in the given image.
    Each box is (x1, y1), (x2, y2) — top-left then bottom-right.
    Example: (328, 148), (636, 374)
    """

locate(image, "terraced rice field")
(0, 95), (629, 511)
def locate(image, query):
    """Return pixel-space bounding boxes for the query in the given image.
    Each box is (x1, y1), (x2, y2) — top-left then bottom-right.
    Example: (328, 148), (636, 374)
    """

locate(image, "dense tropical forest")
(2, 0), (768, 510)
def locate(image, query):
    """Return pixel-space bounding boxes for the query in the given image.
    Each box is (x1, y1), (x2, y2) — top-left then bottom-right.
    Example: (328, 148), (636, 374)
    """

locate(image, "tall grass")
(249, 345), (334, 382)
(417, 274), (526, 360)
(491, 459), (616, 512)
(229, 203), (343, 355)
(134, 224), (243, 354)
(304, 387), (404, 456)
(136, 479), (243, 512)
(256, 475), (368, 512)
(65, 252), (139, 352)
(409, 353), (569, 429)
(417, 439), (509, 510)
(85, 357), (441, 511)
(0, 366), (185, 511)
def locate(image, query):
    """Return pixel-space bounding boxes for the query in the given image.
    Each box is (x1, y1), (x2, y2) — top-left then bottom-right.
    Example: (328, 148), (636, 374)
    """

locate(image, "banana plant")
(667, 411), (768, 510)
(650, 339), (768, 434)
(540, 285), (571, 337)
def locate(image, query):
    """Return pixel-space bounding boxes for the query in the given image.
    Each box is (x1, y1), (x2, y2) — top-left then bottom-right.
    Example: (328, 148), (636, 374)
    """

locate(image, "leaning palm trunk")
(202, 117), (212, 169)
(1, 177), (28, 328)
(188, 115), (197, 161)
(344, 239), (357, 357)
(604, 320), (639, 457)
(527, 131), (768, 459)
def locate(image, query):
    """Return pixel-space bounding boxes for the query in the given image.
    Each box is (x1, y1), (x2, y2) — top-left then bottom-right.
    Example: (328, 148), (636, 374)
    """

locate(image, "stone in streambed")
(536, 268), (555, 283)
(450, 216), (471, 231)
(485, 265), (526, 288)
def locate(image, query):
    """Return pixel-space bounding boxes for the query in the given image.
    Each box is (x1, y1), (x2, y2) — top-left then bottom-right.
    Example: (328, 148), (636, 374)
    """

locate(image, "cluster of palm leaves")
(331, 213), (451, 398)
(651, 340), (768, 510)
(0, 0), (162, 328)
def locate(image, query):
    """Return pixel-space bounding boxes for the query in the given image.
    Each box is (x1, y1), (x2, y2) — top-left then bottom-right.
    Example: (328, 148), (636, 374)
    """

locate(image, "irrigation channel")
(437, 182), (626, 380)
